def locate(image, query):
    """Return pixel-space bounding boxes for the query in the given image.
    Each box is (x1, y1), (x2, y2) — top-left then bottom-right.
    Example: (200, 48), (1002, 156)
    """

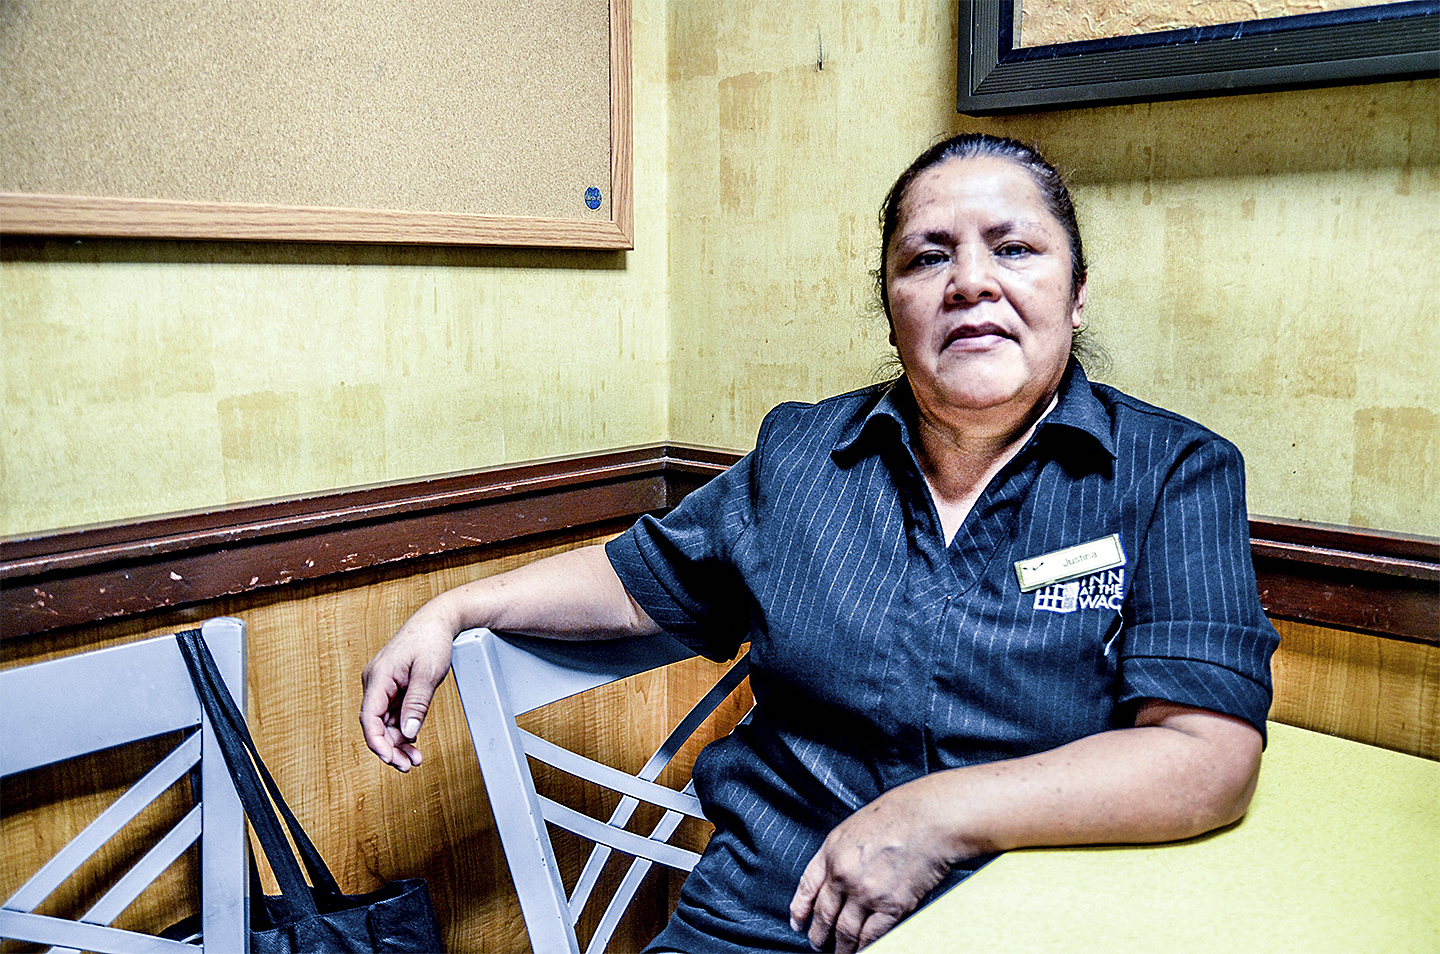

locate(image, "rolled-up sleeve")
(1118, 436), (1278, 738)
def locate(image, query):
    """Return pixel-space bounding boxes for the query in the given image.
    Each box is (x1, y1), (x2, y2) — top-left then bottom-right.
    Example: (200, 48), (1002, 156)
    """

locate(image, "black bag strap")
(183, 632), (343, 896)
(176, 629), (343, 921)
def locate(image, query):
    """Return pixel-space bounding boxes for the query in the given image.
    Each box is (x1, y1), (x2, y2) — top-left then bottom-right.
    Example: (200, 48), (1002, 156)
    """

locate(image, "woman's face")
(885, 155), (1085, 427)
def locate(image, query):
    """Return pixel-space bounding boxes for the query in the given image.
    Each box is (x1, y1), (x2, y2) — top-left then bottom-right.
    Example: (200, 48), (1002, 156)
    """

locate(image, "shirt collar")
(831, 361), (1115, 464)
(1042, 362), (1116, 460)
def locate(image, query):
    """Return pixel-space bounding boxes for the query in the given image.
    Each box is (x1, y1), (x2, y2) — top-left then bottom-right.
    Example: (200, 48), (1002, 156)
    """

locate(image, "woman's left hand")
(788, 700), (1262, 952)
(789, 779), (978, 953)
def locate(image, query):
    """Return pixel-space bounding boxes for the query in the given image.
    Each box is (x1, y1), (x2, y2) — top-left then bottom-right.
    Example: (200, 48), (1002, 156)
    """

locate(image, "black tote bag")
(175, 628), (445, 954)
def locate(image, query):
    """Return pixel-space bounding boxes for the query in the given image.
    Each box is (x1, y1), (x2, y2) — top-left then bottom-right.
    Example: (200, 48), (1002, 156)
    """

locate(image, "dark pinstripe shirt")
(607, 362), (1278, 954)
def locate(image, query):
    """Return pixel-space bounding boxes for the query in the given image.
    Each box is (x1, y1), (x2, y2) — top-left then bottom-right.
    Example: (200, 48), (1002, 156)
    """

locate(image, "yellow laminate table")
(871, 722), (1439, 954)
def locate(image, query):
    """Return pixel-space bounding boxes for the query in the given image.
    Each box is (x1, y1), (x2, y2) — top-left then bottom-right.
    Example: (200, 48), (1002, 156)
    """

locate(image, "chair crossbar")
(537, 795), (702, 872)
(521, 731), (705, 820)
(634, 657), (750, 784)
(584, 799), (691, 954)
(566, 796), (638, 923)
(79, 805), (202, 928)
(566, 793), (642, 923)
(0, 908), (197, 954)
(4, 733), (201, 913)
(561, 657), (748, 933)
(564, 657), (746, 926)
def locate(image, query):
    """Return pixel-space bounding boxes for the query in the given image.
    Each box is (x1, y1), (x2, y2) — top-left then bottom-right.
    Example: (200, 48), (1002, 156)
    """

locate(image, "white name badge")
(1014, 534), (1127, 592)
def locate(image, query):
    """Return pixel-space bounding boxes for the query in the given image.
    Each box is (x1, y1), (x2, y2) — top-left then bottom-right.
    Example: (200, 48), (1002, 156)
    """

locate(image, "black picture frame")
(958, 0), (1439, 115)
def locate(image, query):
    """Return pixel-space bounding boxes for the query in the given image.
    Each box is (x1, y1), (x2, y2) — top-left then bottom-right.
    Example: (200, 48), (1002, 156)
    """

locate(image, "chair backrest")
(0, 617), (248, 953)
(451, 628), (749, 954)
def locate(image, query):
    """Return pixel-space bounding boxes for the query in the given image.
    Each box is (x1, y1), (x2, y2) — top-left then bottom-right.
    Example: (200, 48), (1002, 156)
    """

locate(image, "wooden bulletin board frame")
(958, 0), (1439, 116)
(0, 0), (633, 249)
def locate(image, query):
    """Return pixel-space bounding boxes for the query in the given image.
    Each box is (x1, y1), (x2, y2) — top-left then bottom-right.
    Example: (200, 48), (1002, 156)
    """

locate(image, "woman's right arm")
(358, 544), (660, 771)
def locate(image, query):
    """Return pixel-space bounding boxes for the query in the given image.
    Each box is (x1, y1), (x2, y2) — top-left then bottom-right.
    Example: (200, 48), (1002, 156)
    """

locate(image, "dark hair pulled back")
(876, 133), (1088, 321)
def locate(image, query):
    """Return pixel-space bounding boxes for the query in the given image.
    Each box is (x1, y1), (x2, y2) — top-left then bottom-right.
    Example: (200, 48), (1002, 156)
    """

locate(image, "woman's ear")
(1071, 281), (1088, 330)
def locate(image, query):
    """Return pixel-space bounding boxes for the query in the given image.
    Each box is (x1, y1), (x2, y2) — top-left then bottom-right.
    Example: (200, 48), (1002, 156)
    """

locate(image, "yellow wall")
(4, 0), (1437, 538)
(665, 3), (1439, 537)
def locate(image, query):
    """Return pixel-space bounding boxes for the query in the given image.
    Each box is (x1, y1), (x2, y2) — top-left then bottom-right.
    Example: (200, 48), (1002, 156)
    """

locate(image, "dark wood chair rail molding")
(3, 444), (1436, 644)
(0, 445), (731, 639)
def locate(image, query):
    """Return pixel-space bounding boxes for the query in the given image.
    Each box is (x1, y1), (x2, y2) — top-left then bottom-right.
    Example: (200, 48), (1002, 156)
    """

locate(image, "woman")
(360, 134), (1277, 954)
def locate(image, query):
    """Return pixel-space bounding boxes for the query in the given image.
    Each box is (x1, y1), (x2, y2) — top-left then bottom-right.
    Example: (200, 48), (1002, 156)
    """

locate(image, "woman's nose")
(946, 246), (1001, 303)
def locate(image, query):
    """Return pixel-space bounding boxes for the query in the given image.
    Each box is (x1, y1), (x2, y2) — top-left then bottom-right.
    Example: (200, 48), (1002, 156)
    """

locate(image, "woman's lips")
(943, 323), (1011, 350)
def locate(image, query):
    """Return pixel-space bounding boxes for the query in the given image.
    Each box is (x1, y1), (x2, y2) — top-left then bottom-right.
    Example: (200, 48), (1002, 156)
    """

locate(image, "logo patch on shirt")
(1033, 569), (1126, 614)
(1033, 581), (1080, 613)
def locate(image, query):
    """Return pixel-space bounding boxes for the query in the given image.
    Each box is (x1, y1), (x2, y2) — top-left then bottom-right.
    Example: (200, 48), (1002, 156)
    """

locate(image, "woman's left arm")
(790, 699), (1262, 953)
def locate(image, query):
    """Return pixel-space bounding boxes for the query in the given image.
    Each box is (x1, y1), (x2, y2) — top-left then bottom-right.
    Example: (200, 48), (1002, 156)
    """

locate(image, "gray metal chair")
(0, 616), (249, 953)
(451, 627), (749, 954)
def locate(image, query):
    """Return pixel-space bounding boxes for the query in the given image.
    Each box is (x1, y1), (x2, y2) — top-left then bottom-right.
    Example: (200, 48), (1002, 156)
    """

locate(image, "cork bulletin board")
(0, 0), (633, 248)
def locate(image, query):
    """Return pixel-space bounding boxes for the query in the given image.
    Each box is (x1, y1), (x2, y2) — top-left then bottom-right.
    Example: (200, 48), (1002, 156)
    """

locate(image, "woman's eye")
(911, 251), (946, 268)
(996, 243), (1030, 258)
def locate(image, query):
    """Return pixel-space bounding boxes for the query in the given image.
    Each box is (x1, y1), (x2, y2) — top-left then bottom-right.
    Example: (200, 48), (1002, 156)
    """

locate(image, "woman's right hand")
(359, 599), (460, 772)
(358, 545), (660, 773)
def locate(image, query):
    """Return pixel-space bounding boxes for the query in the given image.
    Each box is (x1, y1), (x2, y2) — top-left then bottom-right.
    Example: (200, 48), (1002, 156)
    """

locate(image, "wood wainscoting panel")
(0, 522), (743, 953)
(1270, 618), (1439, 760)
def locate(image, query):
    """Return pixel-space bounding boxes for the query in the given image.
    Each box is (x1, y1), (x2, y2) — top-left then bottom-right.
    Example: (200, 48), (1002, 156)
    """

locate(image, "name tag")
(1014, 534), (1127, 592)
